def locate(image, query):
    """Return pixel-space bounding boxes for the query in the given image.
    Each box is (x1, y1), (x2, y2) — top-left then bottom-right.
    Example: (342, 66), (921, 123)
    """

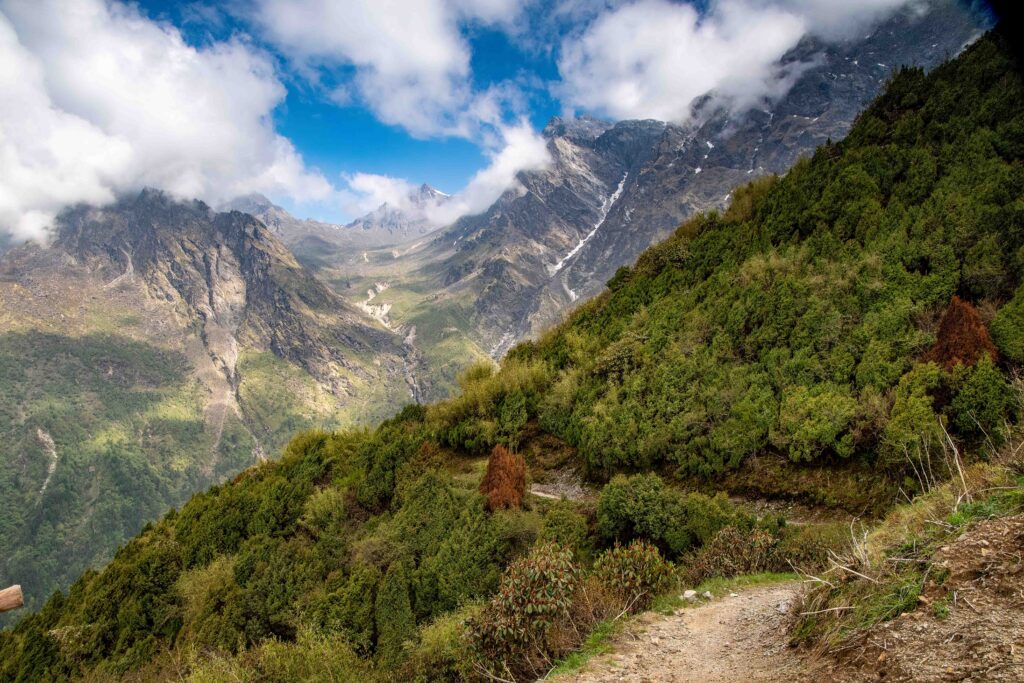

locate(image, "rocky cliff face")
(58, 189), (410, 399)
(411, 0), (986, 357)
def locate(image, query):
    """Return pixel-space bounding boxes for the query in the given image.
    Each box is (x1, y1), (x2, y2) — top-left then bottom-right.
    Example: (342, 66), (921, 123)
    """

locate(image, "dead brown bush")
(924, 296), (998, 370)
(479, 444), (527, 511)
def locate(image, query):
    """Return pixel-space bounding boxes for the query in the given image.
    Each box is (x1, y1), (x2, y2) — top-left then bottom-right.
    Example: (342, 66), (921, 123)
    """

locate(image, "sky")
(0, 0), (969, 238)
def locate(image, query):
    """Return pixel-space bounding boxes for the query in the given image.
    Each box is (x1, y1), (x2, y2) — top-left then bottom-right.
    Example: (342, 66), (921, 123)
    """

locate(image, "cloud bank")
(0, 0), (334, 242)
(252, 0), (525, 138)
(342, 120), (551, 226)
(557, 0), (912, 123)
(0, 0), (927, 240)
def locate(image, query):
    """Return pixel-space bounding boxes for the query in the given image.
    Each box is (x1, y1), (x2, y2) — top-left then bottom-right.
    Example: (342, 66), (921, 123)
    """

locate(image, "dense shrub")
(991, 286), (1024, 363)
(498, 390), (529, 449)
(467, 542), (579, 680)
(540, 501), (591, 561)
(592, 540), (674, 612)
(307, 563), (380, 655)
(772, 384), (859, 461)
(429, 360), (551, 453)
(881, 363), (946, 468)
(401, 607), (479, 682)
(682, 526), (781, 585)
(355, 420), (424, 511)
(375, 561), (415, 668)
(949, 355), (1014, 440)
(775, 522), (852, 571)
(414, 498), (513, 618)
(479, 444), (527, 511)
(596, 473), (744, 556)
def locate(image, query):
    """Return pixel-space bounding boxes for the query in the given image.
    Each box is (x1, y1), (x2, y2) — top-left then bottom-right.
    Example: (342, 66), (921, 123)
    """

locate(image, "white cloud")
(0, 0), (332, 241)
(252, 0), (525, 138)
(341, 121), (550, 225)
(425, 121), (551, 224)
(253, 0), (555, 226)
(773, 0), (918, 40)
(557, 0), (910, 123)
(343, 173), (420, 215)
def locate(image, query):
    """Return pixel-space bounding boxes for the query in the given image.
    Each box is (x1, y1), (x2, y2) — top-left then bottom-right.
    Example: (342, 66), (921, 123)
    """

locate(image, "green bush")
(949, 355), (1013, 440)
(682, 526), (781, 585)
(596, 473), (744, 556)
(414, 497), (511, 618)
(592, 540), (674, 612)
(991, 286), (1024, 363)
(401, 606), (479, 682)
(772, 384), (859, 462)
(540, 501), (591, 561)
(308, 563), (380, 655)
(375, 561), (415, 668)
(775, 522), (852, 572)
(881, 363), (946, 468)
(467, 542), (579, 680)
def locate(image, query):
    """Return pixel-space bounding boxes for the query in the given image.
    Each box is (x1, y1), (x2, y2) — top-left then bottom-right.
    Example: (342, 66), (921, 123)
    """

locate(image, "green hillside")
(2, 27), (1023, 683)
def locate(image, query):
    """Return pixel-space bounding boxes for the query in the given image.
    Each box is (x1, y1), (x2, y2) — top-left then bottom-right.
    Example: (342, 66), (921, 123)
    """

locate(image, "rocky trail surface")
(551, 582), (815, 683)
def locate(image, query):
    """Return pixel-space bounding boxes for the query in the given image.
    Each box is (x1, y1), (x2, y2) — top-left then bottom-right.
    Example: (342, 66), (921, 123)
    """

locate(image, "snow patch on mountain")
(550, 172), (628, 275)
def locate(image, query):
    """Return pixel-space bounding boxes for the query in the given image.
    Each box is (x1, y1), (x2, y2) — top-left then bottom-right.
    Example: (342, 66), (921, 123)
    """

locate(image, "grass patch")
(544, 619), (626, 678)
(792, 463), (1023, 649)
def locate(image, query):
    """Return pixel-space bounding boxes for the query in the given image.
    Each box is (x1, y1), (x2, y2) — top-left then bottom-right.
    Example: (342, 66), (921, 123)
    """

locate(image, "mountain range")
(0, 190), (419, 616)
(315, 0), (986, 367)
(0, 0), (989, 619)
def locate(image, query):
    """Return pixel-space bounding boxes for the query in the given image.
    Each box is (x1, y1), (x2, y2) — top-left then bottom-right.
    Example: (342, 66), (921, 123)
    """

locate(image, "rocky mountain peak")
(543, 115), (614, 142)
(221, 192), (277, 215)
(344, 182), (448, 243)
(415, 183), (448, 204)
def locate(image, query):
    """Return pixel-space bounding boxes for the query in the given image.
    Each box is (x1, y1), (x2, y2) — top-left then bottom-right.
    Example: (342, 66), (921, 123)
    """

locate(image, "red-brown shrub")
(925, 296), (998, 370)
(479, 444), (526, 511)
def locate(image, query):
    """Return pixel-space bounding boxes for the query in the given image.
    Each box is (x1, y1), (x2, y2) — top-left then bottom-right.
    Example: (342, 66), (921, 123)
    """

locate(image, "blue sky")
(0, 0), (978, 238)
(128, 0), (569, 221)
(135, 1), (563, 206)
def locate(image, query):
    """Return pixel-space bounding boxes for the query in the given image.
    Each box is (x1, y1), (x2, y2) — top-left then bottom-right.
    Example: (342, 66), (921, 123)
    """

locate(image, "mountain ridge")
(0, 189), (420, 618)
(318, 0), (987, 376)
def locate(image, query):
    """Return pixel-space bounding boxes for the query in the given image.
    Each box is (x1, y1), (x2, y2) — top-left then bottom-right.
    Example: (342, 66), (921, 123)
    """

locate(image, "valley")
(0, 191), (417, 618)
(2, 18), (1022, 681)
(2, 2), (1022, 682)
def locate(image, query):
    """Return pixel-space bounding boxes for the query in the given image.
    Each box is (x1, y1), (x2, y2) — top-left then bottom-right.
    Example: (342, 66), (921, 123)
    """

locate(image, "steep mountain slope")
(1, 24), (1020, 683)
(0, 190), (417, 618)
(341, 0), (986, 373)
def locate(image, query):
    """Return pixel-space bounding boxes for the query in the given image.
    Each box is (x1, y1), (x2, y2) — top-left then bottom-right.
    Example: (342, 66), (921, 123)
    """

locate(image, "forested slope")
(2, 26), (1023, 683)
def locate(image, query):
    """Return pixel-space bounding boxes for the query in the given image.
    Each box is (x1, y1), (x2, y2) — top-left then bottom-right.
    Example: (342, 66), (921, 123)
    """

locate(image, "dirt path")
(552, 582), (814, 683)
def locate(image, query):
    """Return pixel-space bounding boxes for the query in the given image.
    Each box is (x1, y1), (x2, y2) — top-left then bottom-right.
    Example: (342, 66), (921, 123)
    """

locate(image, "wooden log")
(0, 585), (23, 613)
